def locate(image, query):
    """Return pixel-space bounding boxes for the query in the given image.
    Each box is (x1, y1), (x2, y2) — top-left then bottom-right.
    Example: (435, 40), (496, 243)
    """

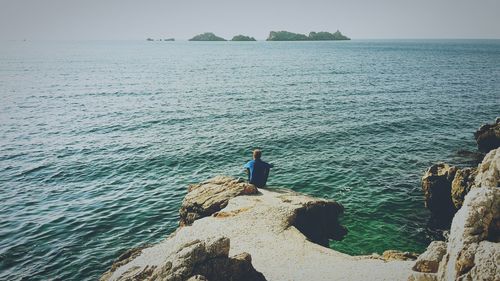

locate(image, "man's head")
(253, 149), (262, 160)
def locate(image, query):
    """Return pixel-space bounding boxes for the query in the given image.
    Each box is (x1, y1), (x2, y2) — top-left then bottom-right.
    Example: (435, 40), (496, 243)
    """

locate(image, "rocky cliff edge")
(101, 176), (414, 281)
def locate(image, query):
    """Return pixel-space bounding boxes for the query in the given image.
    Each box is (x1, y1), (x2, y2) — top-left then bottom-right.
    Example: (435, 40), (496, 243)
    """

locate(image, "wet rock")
(412, 241), (447, 273)
(474, 118), (500, 153)
(475, 148), (500, 188)
(437, 186), (500, 280)
(381, 250), (418, 261)
(179, 176), (258, 226)
(421, 163), (458, 226)
(451, 168), (477, 209)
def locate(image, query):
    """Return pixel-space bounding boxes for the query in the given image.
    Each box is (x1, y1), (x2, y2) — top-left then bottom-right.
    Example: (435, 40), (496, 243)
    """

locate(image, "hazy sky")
(1, 0), (499, 40)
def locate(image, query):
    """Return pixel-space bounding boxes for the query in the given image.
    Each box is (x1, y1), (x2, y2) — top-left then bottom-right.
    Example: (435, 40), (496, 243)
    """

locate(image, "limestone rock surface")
(474, 118), (500, 153)
(437, 186), (500, 280)
(451, 168), (477, 209)
(412, 241), (447, 273)
(100, 236), (265, 281)
(475, 148), (500, 188)
(467, 241), (500, 281)
(381, 250), (418, 261)
(102, 176), (414, 281)
(179, 176), (258, 226)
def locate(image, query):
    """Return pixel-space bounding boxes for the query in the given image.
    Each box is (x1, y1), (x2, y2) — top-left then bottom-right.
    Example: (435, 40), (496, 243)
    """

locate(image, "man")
(244, 149), (273, 188)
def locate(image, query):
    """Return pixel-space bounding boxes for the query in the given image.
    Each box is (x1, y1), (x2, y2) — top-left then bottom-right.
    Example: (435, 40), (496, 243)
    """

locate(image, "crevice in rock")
(290, 201), (347, 247)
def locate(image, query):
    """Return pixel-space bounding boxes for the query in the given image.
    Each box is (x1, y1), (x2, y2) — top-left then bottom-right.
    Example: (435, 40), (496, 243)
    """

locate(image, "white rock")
(475, 148), (500, 188)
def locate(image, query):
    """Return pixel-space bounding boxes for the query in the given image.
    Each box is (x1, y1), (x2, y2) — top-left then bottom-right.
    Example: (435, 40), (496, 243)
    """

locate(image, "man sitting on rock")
(244, 149), (273, 188)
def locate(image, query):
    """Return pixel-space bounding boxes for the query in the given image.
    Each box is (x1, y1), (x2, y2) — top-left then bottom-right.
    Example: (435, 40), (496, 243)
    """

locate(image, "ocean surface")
(0, 39), (499, 281)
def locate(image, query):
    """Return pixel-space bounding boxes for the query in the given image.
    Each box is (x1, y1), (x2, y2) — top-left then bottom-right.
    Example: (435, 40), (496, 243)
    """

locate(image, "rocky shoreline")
(410, 148), (499, 281)
(101, 120), (499, 281)
(100, 177), (415, 281)
(422, 118), (499, 228)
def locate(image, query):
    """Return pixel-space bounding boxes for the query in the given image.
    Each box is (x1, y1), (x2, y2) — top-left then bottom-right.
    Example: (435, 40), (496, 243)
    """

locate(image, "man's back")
(244, 158), (273, 188)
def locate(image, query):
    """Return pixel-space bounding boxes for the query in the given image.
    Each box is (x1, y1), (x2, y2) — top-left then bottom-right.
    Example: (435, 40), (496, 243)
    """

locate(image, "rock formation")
(410, 147), (499, 281)
(474, 118), (500, 153)
(412, 241), (447, 274)
(421, 163), (458, 226)
(475, 148), (500, 188)
(189, 33), (227, 41)
(451, 168), (477, 209)
(308, 30), (350, 40)
(179, 176), (258, 226)
(100, 236), (266, 281)
(231, 35), (256, 41)
(266, 30), (350, 41)
(421, 118), (499, 226)
(102, 176), (414, 281)
(381, 250), (418, 261)
(266, 31), (309, 41)
(444, 186), (498, 280)
(410, 186), (499, 281)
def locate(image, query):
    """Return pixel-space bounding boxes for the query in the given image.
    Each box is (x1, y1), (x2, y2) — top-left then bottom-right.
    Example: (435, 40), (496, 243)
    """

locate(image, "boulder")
(437, 186), (500, 280)
(179, 176), (258, 226)
(475, 148), (500, 188)
(381, 250), (418, 261)
(412, 241), (447, 273)
(451, 168), (477, 209)
(474, 118), (500, 153)
(101, 236), (266, 281)
(421, 163), (458, 226)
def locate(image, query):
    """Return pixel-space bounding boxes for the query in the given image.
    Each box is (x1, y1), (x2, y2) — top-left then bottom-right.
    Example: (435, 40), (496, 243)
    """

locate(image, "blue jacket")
(244, 159), (273, 188)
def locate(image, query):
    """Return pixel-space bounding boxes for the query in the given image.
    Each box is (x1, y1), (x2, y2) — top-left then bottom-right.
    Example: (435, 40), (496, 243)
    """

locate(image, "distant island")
(189, 32), (227, 41)
(145, 30), (350, 42)
(231, 35), (256, 41)
(267, 30), (350, 41)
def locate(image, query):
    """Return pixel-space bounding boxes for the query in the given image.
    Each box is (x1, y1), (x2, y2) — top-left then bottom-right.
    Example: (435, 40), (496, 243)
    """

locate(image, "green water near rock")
(0, 40), (499, 280)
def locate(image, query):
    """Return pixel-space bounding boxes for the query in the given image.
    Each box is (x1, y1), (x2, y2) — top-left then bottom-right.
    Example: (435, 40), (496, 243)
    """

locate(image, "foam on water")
(0, 40), (499, 280)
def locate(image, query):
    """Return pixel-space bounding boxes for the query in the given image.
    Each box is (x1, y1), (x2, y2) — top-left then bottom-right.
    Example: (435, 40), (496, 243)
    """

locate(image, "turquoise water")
(1, 40), (499, 280)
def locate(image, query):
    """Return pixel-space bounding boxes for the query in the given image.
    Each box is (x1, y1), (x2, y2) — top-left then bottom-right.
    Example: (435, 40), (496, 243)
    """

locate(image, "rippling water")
(1, 40), (499, 280)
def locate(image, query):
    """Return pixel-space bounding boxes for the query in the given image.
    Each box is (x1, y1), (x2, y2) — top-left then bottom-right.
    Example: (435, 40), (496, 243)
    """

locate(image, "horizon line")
(3, 37), (500, 41)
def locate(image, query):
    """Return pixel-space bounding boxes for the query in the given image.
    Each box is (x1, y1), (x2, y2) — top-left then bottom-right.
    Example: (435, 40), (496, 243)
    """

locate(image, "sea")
(0, 39), (499, 281)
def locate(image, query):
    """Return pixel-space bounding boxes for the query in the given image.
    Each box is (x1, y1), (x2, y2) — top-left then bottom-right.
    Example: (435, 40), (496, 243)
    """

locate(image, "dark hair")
(253, 149), (262, 159)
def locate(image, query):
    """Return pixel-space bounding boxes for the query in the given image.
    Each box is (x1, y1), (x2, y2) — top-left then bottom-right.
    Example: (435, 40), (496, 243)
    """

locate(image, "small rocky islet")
(189, 33), (227, 41)
(230, 35), (256, 41)
(267, 30), (350, 41)
(101, 118), (499, 281)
